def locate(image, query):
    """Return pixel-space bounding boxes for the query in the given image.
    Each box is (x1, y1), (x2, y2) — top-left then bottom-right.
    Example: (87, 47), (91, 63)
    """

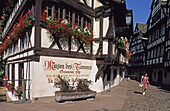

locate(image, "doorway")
(158, 70), (163, 83)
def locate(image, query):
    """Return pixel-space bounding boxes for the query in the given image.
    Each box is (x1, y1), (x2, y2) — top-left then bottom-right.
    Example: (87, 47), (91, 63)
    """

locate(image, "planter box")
(55, 91), (96, 102)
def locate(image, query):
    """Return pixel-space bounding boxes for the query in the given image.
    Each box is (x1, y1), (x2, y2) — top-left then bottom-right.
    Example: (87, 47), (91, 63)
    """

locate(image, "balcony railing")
(2, 0), (24, 38)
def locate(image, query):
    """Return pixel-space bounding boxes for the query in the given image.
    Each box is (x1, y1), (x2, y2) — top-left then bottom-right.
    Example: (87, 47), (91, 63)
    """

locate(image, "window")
(167, 51), (170, 60)
(20, 37), (24, 51)
(140, 54), (142, 60)
(151, 50), (153, 59)
(154, 48), (157, 58)
(148, 51), (150, 59)
(155, 29), (159, 39)
(160, 45), (164, 56)
(148, 35), (151, 43)
(7, 64), (10, 80)
(113, 69), (117, 80)
(107, 68), (111, 81)
(143, 54), (145, 61)
(160, 25), (165, 36)
(8, 47), (12, 55)
(137, 55), (139, 60)
(164, 70), (167, 78)
(152, 32), (155, 41)
(154, 71), (156, 78)
(157, 47), (160, 57)
(13, 41), (18, 54)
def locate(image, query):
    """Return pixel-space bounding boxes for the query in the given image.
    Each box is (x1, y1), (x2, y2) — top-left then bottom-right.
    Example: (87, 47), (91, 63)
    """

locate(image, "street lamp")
(126, 10), (132, 26)
(126, 13), (132, 25)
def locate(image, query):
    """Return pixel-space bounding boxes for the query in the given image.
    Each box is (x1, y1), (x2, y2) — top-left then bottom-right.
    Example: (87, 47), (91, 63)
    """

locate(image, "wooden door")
(158, 70), (163, 83)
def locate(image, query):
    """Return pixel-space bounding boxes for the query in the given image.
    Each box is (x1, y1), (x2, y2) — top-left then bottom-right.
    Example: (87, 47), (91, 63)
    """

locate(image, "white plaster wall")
(94, 0), (103, 8)
(90, 65), (121, 92)
(93, 18), (100, 55)
(93, 41), (99, 55)
(41, 28), (54, 48)
(94, 18), (100, 38)
(103, 17), (109, 37)
(31, 61), (56, 98)
(79, 0), (92, 7)
(24, 62), (32, 99)
(103, 40), (108, 55)
(29, 56), (123, 97)
(103, 66), (120, 90)
(30, 27), (35, 48)
(9, 64), (12, 81)
(15, 64), (19, 87)
(5, 65), (8, 77)
(89, 61), (104, 92)
(31, 56), (94, 98)
(113, 44), (115, 55)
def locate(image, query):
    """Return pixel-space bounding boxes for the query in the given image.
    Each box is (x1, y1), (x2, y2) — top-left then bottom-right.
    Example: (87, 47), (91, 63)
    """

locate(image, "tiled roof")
(135, 23), (147, 34)
(160, 0), (167, 6)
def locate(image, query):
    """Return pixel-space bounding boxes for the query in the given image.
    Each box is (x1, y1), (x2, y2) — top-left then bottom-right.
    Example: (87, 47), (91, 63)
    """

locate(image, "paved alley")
(0, 79), (128, 111)
(123, 79), (170, 111)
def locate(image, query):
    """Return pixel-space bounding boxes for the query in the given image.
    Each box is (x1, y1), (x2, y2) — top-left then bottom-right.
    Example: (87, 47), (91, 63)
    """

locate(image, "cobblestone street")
(123, 79), (170, 111)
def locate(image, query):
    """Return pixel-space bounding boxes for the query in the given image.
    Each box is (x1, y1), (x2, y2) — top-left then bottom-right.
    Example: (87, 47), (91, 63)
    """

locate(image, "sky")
(126, 0), (152, 30)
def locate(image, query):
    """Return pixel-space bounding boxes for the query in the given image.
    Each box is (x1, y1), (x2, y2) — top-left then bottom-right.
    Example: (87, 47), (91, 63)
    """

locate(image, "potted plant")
(15, 85), (23, 100)
(2, 76), (8, 87)
(8, 82), (14, 91)
(54, 76), (96, 102)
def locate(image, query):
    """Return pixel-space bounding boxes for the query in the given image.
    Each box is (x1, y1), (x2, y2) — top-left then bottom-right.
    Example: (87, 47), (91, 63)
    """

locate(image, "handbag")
(139, 83), (143, 87)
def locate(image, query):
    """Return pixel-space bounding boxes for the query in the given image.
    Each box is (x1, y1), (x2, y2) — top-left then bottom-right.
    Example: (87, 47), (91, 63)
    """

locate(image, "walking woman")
(141, 73), (150, 95)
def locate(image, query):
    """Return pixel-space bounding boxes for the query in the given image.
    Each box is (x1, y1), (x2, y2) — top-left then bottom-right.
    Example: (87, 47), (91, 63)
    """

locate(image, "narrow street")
(123, 79), (170, 111)
(0, 79), (128, 111)
(0, 79), (170, 111)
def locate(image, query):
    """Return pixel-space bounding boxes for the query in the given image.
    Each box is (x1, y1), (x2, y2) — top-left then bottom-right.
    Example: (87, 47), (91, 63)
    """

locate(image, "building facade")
(128, 23), (147, 76)
(146, 0), (170, 84)
(0, 0), (133, 101)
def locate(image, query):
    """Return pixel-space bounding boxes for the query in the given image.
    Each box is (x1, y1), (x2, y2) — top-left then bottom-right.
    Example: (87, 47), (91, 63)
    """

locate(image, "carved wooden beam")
(35, 0), (42, 48)
(49, 41), (55, 49)
(76, 38), (86, 53)
(96, 16), (103, 55)
(68, 36), (71, 53)
(95, 64), (104, 82)
(55, 38), (62, 50)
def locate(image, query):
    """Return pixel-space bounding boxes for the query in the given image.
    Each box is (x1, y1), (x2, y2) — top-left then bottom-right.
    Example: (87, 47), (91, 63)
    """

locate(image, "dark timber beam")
(96, 16), (103, 56)
(95, 64), (104, 82)
(57, 0), (95, 17)
(35, 0), (42, 49)
(107, 14), (114, 60)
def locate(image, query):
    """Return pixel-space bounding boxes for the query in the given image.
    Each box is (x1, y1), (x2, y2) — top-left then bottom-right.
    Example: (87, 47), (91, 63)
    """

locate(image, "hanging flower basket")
(8, 82), (14, 91)
(0, 0), (17, 33)
(15, 85), (23, 100)
(41, 9), (94, 45)
(118, 37), (131, 59)
(0, 11), (34, 55)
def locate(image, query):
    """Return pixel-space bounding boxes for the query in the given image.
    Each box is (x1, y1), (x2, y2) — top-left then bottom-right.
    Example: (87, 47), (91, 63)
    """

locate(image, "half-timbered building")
(0, 0), (133, 101)
(164, 0), (170, 83)
(128, 23), (147, 76)
(146, 0), (170, 84)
